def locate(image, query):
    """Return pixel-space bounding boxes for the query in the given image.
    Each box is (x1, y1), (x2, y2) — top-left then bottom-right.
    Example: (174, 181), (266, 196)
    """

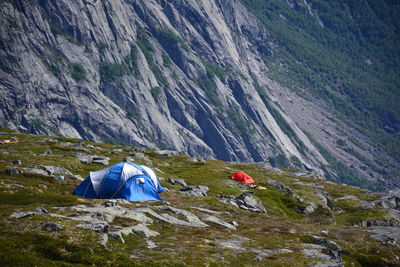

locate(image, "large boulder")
(219, 193), (266, 213)
(179, 185), (209, 197)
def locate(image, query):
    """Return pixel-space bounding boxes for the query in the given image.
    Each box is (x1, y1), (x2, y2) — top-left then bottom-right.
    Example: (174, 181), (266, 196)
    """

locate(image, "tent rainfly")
(230, 171), (255, 184)
(74, 162), (164, 201)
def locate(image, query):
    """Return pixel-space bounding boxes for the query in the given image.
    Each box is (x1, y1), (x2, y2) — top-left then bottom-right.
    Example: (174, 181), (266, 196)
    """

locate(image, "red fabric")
(230, 172), (255, 184)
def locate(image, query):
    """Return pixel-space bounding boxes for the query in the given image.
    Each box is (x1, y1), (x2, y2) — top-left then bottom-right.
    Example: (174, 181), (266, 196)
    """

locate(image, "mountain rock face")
(0, 0), (398, 190)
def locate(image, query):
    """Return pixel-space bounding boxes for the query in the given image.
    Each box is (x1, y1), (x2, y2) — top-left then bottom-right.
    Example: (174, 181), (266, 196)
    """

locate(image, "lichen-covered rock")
(218, 193), (266, 213)
(42, 222), (64, 232)
(167, 178), (187, 187)
(201, 215), (237, 230)
(179, 185), (209, 197)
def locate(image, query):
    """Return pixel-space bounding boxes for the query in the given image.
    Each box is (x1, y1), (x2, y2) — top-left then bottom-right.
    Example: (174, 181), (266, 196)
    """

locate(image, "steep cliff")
(0, 0), (398, 190)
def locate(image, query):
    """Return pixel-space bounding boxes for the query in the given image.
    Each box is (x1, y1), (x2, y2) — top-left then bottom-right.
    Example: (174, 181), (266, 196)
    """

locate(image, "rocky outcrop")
(218, 192), (266, 213)
(0, 0), (331, 175)
(179, 185), (209, 197)
(0, 0), (397, 189)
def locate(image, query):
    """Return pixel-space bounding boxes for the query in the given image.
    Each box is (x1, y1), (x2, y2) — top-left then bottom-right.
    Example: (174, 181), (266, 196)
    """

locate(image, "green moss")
(0, 191), (78, 206)
(335, 208), (388, 226)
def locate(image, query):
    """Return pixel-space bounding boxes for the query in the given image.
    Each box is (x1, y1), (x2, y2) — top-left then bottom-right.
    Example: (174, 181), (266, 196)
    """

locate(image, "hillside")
(0, 0), (399, 191)
(0, 129), (399, 266)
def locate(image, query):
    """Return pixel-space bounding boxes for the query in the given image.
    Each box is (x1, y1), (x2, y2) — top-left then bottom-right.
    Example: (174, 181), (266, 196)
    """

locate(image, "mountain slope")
(0, 129), (400, 266)
(0, 0), (398, 190)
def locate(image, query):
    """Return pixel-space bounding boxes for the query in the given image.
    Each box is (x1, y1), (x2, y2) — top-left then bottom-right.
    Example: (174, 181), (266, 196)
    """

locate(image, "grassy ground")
(0, 129), (398, 266)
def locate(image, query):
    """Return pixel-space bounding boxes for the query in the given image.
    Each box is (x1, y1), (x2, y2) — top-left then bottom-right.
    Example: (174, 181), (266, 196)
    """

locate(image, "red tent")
(230, 171), (255, 184)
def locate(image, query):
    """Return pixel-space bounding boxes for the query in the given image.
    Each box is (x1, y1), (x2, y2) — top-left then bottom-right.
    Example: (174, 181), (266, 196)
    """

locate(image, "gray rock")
(301, 249), (331, 260)
(10, 208), (49, 219)
(266, 179), (293, 195)
(254, 256), (263, 262)
(131, 224), (160, 238)
(316, 191), (334, 210)
(75, 153), (109, 165)
(335, 195), (361, 202)
(6, 166), (52, 177)
(293, 181), (324, 189)
(377, 189), (400, 210)
(40, 165), (73, 176)
(167, 178), (187, 187)
(39, 138), (58, 143)
(21, 168), (50, 176)
(368, 226), (400, 246)
(231, 221), (239, 227)
(191, 207), (225, 214)
(179, 185), (209, 197)
(106, 224), (159, 244)
(312, 236), (342, 260)
(73, 175), (84, 181)
(128, 152), (151, 162)
(72, 147), (92, 153)
(154, 206), (208, 227)
(10, 211), (35, 219)
(99, 233), (108, 247)
(312, 236), (342, 252)
(356, 219), (399, 228)
(91, 212), (115, 223)
(102, 199), (118, 207)
(65, 204), (152, 225)
(42, 222), (64, 232)
(388, 209), (400, 224)
(35, 208), (49, 216)
(111, 148), (124, 154)
(303, 202), (317, 214)
(123, 156), (135, 162)
(312, 262), (344, 267)
(5, 166), (20, 175)
(76, 223), (110, 233)
(256, 163), (284, 174)
(201, 215), (237, 230)
(294, 172), (308, 177)
(320, 230), (329, 236)
(59, 142), (75, 147)
(224, 179), (247, 190)
(108, 231), (126, 243)
(360, 201), (375, 209)
(40, 150), (54, 156)
(146, 239), (158, 249)
(217, 236), (251, 252)
(218, 193), (266, 213)
(11, 160), (22, 165)
(91, 156), (110, 165)
(76, 223), (109, 233)
(154, 150), (180, 158)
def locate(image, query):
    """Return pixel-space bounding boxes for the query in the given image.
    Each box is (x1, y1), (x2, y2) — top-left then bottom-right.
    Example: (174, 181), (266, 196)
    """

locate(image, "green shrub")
(202, 60), (226, 81)
(69, 63), (86, 81)
(99, 62), (129, 83)
(98, 43), (109, 52)
(151, 86), (162, 98)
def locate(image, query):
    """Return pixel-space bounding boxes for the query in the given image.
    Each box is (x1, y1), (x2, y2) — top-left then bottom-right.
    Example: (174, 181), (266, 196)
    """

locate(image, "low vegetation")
(0, 129), (398, 266)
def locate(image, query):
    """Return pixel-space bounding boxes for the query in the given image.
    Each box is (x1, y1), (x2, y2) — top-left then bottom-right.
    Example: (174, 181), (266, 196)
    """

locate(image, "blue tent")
(74, 162), (165, 201)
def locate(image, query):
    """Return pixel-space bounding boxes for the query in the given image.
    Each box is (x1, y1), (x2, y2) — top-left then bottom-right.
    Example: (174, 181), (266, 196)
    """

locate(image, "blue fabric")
(73, 176), (97, 198)
(117, 175), (163, 201)
(98, 162), (124, 199)
(73, 162), (164, 201)
(157, 181), (165, 193)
